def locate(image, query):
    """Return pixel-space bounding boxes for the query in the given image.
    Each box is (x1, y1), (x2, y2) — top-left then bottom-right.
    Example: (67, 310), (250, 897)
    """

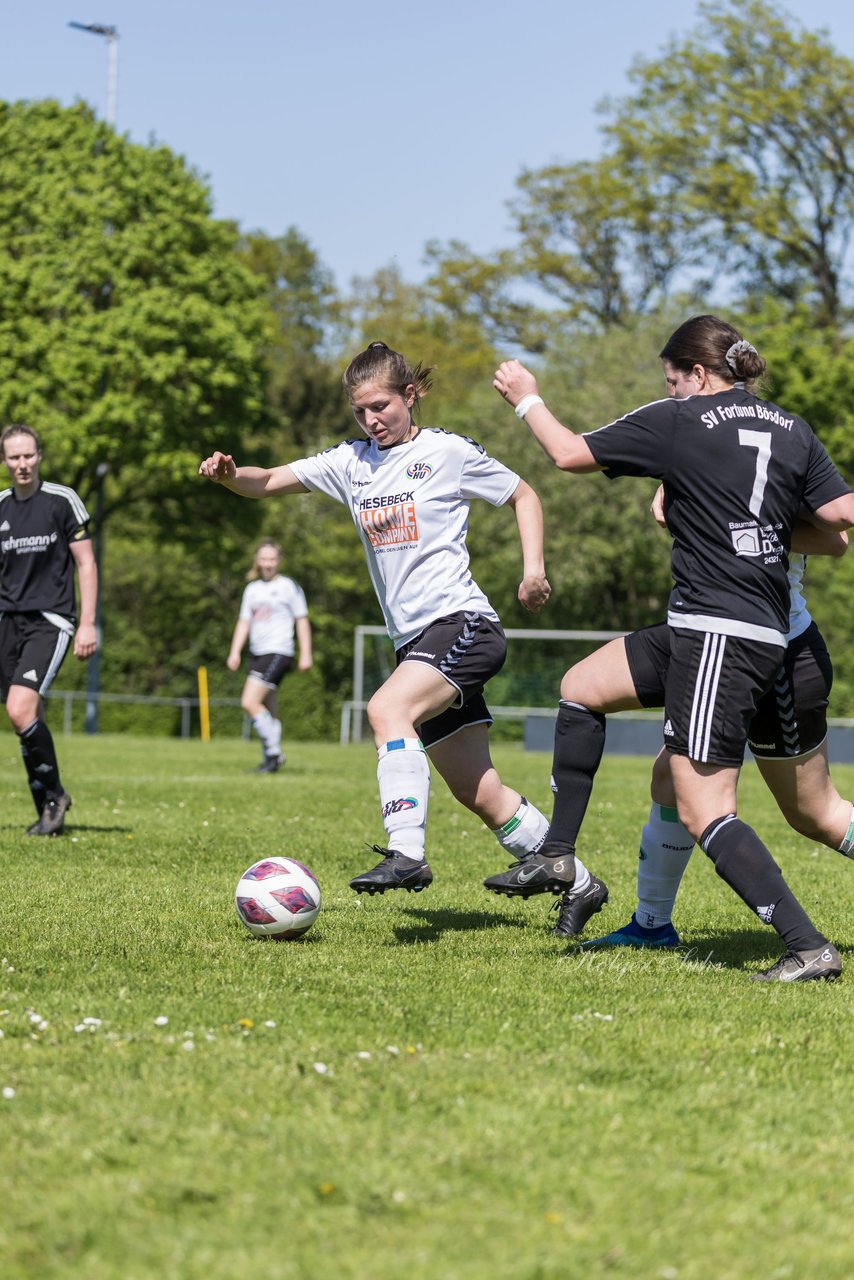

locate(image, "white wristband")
(514, 394), (544, 419)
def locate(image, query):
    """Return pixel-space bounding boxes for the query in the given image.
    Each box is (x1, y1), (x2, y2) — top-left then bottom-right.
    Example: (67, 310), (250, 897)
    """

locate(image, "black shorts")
(665, 629), (784, 767)
(747, 622), (831, 758)
(396, 612), (506, 749)
(247, 653), (294, 688)
(625, 621), (831, 760)
(0, 611), (73, 702)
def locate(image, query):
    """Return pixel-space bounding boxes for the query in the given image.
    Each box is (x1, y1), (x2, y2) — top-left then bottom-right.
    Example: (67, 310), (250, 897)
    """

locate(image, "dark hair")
(342, 342), (434, 414)
(1, 423), (41, 458)
(660, 315), (766, 388)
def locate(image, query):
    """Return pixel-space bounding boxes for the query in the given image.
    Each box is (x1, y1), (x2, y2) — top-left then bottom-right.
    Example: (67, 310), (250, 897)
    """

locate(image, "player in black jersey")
(487, 315), (854, 981)
(0, 425), (98, 835)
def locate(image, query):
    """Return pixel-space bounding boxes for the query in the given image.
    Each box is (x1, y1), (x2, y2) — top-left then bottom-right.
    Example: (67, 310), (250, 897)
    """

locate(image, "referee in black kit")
(0, 425), (98, 835)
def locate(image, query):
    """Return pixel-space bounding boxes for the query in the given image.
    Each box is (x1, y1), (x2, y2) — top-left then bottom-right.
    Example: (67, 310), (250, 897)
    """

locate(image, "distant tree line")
(1, 0), (853, 733)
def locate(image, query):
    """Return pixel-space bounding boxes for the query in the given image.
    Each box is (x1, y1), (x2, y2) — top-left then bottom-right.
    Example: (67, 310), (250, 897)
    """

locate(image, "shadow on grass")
(567, 926), (853, 974)
(392, 906), (529, 945)
(3, 822), (134, 837)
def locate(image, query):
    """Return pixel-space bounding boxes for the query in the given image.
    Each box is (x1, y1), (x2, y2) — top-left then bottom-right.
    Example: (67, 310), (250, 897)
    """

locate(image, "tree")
(0, 99), (268, 534)
(602, 0), (854, 327)
(239, 227), (349, 452)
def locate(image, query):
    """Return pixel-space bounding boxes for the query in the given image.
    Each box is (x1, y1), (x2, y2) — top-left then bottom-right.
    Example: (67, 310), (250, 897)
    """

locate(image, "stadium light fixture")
(68, 20), (119, 126)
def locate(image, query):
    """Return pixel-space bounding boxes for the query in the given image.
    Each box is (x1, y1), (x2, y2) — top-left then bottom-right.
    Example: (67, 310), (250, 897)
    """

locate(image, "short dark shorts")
(747, 622), (831, 758)
(247, 653), (294, 688)
(0, 611), (73, 701)
(396, 611), (506, 749)
(625, 621), (831, 760)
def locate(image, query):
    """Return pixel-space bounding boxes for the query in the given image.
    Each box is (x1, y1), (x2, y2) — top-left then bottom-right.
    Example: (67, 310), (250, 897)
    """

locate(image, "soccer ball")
(234, 856), (321, 941)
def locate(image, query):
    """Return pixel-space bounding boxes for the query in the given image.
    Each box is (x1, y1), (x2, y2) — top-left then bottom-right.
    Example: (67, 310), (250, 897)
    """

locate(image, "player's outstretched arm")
(505, 478), (551, 613)
(493, 360), (602, 474)
(198, 452), (308, 498)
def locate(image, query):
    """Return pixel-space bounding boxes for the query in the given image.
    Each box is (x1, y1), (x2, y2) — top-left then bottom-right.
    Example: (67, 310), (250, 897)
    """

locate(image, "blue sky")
(2, 1), (853, 290)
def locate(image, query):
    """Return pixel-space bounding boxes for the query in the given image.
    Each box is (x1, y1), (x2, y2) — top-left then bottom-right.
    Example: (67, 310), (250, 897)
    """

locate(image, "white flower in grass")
(312, 1062), (329, 1074)
(392, 1189), (406, 1203)
(2, 1086), (15, 1100)
(82, 1018), (102, 1028)
(264, 1020), (276, 1029)
(182, 1040), (195, 1052)
(385, 1045), (399, 1056)
(153, 1016), (169, 1027)
(592, 1012), (613, 1022)
(356, 1051), (371, 1060)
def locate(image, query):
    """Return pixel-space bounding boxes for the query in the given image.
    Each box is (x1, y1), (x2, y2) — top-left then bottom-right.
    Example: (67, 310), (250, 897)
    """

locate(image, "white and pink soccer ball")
(234, 856), (321, 940)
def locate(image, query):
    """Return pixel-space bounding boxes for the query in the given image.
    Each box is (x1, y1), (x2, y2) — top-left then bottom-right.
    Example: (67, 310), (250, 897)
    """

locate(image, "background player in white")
(0, 425), (97, 835)
(227, 539), (312, 772)
(200, 341), (606, 928)
(488, 316), (854, 981)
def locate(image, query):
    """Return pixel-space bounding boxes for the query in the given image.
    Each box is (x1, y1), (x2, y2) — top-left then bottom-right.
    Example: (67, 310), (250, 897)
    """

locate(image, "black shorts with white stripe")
(395, 612), (506, 749)
(747, 622), (831, 759)
(664, 628), (784, 768)
(0, 611), (73, 702)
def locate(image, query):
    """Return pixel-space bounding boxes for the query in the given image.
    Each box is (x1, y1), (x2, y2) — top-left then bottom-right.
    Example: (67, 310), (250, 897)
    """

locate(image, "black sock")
(19, 718), (61, 814)
(700, 815), (826, 952)
(544, 701), (606, 853)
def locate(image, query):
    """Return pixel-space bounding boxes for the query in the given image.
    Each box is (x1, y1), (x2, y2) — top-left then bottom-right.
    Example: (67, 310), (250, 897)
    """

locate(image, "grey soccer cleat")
(349, 846), (433, 895)
(752, 943), (842, 983)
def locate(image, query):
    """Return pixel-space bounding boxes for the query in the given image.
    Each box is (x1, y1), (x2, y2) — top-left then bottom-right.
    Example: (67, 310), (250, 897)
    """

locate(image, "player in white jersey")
(488, 316), (854, 981)
(227, 539), (312, 772)
(0, 425), (98, 836)
(200, 341), (605, 928)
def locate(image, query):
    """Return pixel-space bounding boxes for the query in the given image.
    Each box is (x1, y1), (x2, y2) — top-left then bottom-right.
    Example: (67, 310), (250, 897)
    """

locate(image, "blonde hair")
(246, 539), (282, 581)
(342, 341), (434, 415)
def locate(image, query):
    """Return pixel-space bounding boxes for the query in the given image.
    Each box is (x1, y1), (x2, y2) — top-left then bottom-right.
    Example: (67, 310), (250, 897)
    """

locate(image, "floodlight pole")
(68, 21), (119, 126)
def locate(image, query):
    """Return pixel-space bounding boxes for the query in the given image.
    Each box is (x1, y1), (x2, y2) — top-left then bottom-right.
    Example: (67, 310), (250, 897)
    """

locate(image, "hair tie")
(725, 339), (757, 374)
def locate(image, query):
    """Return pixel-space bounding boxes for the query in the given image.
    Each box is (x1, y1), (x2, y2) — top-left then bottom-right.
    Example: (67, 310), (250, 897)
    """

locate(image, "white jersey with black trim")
(583, 388), (850, 646)
(786, 553), (811, 641)
(239, 575), (308, 657)
(290, 428), (519, 647)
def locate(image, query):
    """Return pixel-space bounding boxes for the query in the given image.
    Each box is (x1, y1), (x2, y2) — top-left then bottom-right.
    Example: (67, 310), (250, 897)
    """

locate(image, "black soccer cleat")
(349, 846), (433, 895)
(34, 790), (72, 836)
(551, 876), (609, 937)
(752, 943), (842, 983)
(252, 753), (286, 774)
(484, 842), (576, 899)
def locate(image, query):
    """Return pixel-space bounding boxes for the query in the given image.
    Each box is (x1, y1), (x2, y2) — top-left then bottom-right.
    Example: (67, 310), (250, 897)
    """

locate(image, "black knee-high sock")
(700, 815), (826, 952)
(19, 718), (61, 815)
(544, 701), (606, 852)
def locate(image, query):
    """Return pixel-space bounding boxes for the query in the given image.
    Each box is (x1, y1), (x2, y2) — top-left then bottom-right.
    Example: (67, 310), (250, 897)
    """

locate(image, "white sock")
(377, 739), (430, 860)
(268, 717), (283, 755)
(493, 797), (591, 891)
(252, 709), (276, 754)
(839, 804), (854, 859)
(635, 803), (695, 929)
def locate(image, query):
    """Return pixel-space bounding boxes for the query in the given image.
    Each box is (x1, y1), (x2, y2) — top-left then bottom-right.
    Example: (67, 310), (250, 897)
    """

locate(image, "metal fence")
(45, 688), (246, 738)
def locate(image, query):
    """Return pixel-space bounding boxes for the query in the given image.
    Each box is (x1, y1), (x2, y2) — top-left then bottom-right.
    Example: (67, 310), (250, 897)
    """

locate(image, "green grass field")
(2, 732), (853, 1280)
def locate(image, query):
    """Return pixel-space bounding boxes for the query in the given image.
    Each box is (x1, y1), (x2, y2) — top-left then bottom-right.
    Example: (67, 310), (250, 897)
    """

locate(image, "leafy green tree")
(0, 98), (268, 533)
(602, 0), (854, 327)
(239, 227), (350, 452)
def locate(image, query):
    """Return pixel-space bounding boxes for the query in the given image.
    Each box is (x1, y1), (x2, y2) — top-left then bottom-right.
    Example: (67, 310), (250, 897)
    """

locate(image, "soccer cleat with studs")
(483, 842), (576, 898)
(33, 790), (72, 836)
(252, 753), (286, 774)
(349, 846), (433, 895)
(551, 876), (609, 937)
(751, 943), (842, 983)
(582, 914), (682, 950)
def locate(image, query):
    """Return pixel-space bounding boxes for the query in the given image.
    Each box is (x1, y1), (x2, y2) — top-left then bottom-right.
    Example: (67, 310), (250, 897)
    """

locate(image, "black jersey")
(0, 481), (90, 618)
(584, 388), (850, 644)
